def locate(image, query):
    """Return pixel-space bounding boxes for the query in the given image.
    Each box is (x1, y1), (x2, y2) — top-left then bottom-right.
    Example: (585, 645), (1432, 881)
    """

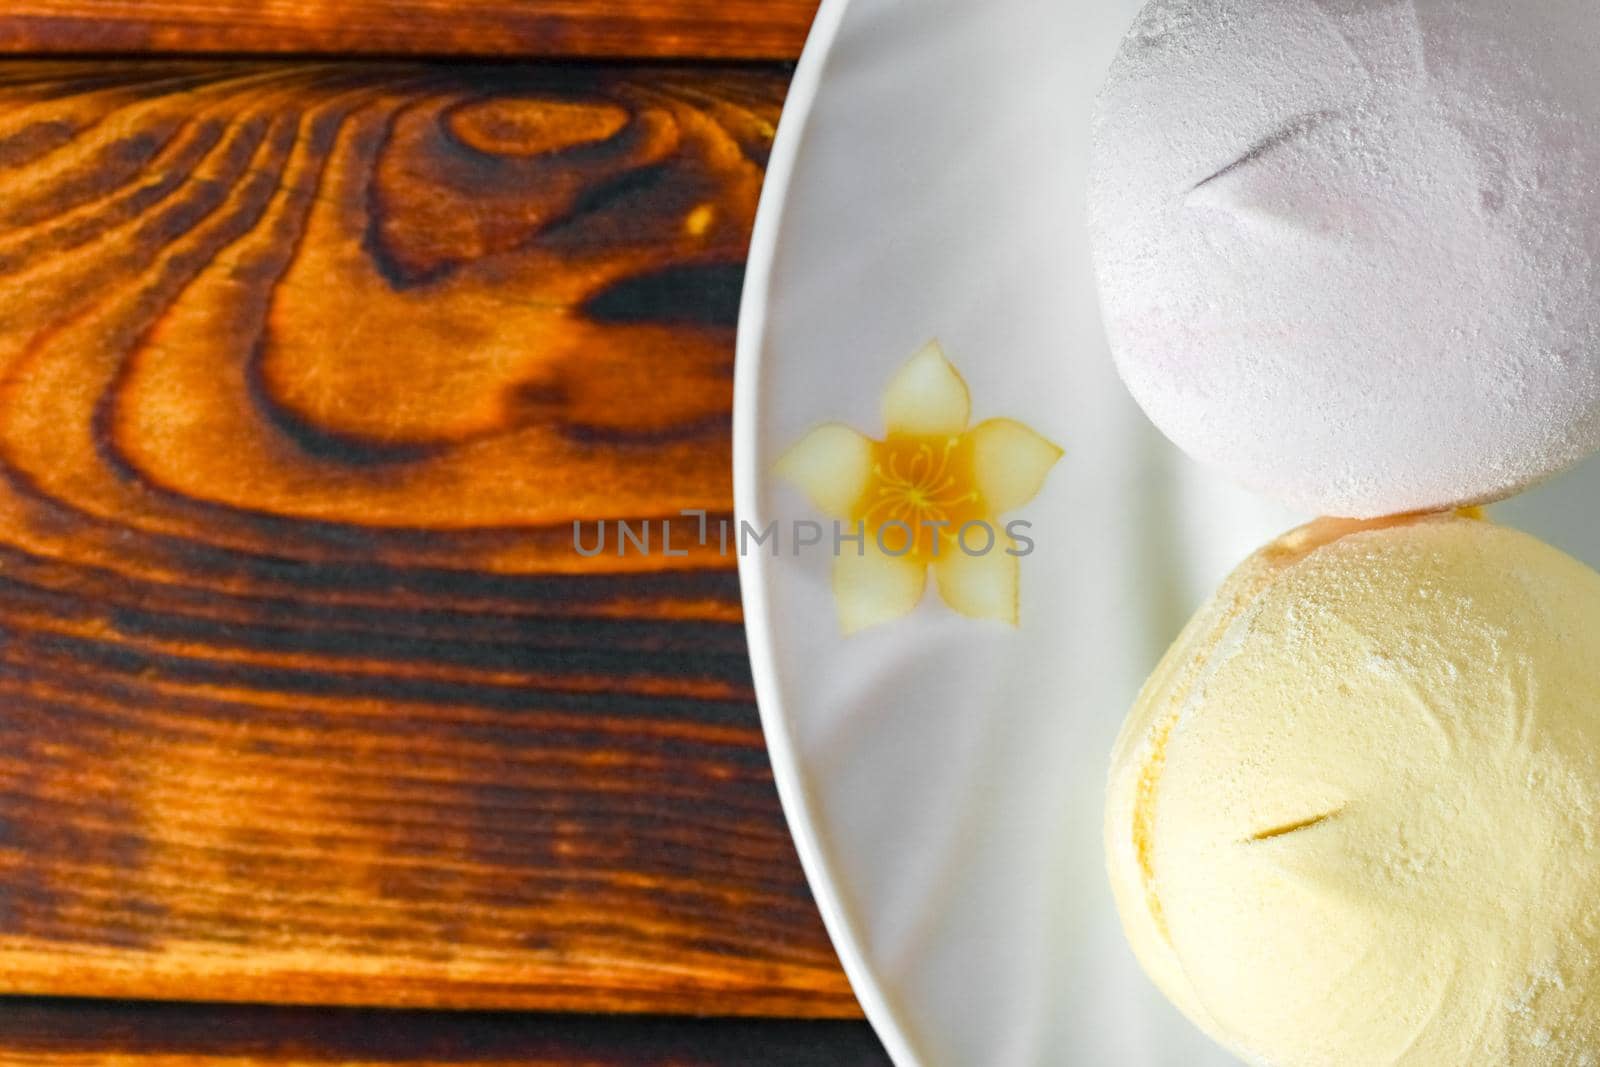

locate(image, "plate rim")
(732, 2), (928, 1064)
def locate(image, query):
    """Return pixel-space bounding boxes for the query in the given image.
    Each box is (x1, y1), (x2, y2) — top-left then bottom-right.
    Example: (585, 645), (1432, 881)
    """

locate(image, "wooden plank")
(0, 999), (891, 1066)
(0, 2), (819, 61)
(0, 60), (855, 1017)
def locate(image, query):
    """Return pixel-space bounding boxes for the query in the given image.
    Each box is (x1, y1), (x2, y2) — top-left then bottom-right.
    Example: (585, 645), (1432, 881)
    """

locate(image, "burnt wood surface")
(0, 59), (861, 1021)
(0, 1), (819, 60)
(0, 998), (889, 1065)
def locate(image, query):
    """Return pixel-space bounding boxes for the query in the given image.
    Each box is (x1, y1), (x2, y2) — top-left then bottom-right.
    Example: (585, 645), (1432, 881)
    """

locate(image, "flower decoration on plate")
(777, 341), (1062, 634)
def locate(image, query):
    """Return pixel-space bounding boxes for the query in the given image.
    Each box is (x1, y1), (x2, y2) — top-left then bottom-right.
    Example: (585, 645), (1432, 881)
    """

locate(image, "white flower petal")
(774, 423), (875, 519)
(833, 541), (927, 635)
(933, 535), (1020, 625)
(882, 340), (970, 438)
(967, 418), (1063, 513)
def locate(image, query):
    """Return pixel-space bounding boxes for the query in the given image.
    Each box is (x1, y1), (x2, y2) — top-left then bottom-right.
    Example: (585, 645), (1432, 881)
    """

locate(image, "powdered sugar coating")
(1089, 0), (1600, 518)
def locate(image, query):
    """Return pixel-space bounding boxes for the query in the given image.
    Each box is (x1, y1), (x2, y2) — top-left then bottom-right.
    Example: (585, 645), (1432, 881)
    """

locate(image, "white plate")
(733, 2), (1600, 1063)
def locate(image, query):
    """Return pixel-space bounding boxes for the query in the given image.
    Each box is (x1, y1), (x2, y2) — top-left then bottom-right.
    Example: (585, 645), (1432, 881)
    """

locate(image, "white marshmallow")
(1089, 0), (1600, 518)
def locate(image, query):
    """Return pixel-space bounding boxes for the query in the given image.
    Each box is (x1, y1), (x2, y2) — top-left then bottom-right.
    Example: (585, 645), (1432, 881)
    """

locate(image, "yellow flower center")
(856, 434), (987, 559)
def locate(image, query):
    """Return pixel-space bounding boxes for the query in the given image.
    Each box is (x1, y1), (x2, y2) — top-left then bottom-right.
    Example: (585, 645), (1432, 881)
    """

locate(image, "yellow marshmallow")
(1107, 513), (1600, 1065)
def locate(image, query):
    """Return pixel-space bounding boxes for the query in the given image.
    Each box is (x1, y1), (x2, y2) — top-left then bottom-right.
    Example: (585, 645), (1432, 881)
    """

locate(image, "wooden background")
(0, 3), (882, 1063)
(0, 2), (818, 59)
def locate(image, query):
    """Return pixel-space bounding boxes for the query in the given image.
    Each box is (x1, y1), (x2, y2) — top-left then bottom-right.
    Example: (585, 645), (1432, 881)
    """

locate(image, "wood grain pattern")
(0, 60), (855, 1017)
(0, 999), (890, 1065)
(0, 2), (819, 60)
